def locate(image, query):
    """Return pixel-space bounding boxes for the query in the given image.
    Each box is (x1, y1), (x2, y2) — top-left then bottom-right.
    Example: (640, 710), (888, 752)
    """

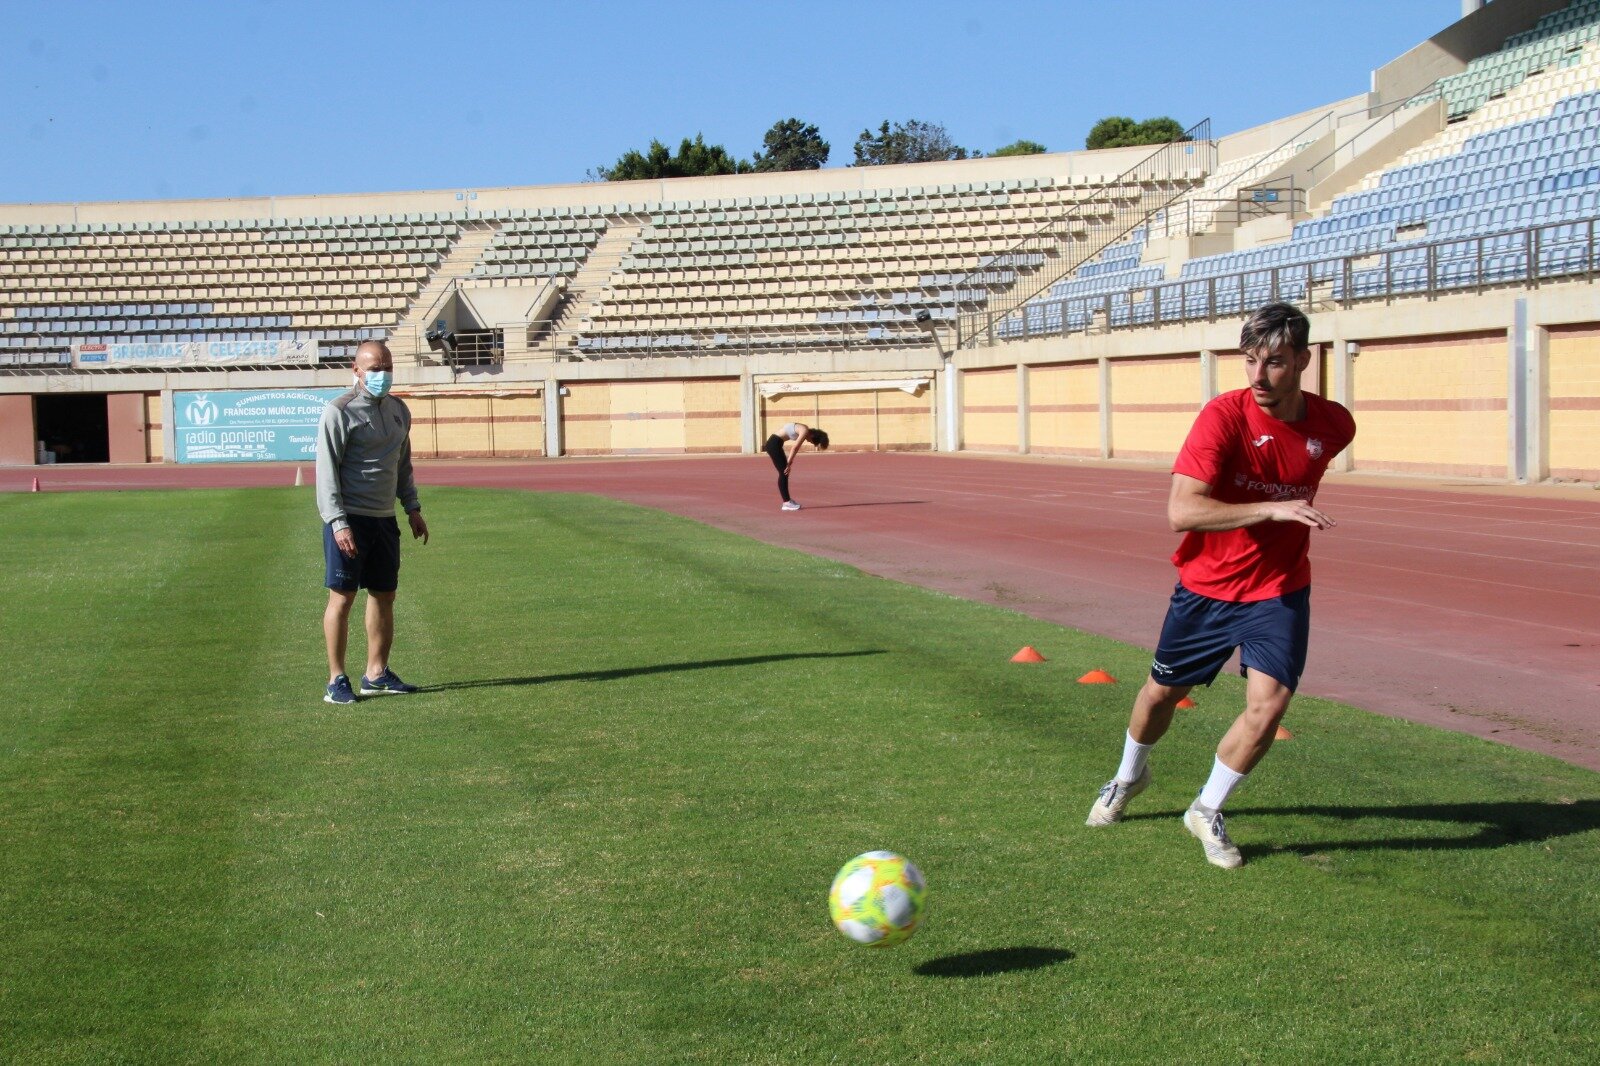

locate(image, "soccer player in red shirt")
(1086, 303), (1355, 868)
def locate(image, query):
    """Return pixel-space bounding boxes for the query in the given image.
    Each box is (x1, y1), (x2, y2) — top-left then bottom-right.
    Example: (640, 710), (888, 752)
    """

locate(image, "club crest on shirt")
(1306, 438), (1324, 459)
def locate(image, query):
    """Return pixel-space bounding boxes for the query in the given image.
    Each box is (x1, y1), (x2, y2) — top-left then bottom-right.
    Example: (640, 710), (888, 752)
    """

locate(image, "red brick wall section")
(0, 395), (37, 465)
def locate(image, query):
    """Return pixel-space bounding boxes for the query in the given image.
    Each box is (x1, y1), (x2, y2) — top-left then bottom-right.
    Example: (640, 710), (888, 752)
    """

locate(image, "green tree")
(852, 120), (976, 166)
(594, 134), (752, 181)
(992, 139), (1048, 157)
(751, 118), (830, 172)
(1085, 116), (1189, 150)
(1136, 117), (1187, 144)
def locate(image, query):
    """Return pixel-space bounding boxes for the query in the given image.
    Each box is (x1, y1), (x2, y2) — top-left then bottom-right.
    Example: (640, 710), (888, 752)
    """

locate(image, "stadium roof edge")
(0, 143), (1200, 227)
(0, 93), (1368, 227)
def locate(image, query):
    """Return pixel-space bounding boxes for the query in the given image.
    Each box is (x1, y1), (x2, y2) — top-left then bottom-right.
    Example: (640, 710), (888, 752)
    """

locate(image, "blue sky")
(0, 0), (1455, 204)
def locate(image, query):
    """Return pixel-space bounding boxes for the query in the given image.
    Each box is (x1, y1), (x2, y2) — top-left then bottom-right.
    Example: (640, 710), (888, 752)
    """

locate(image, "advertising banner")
(174, 388), (345, 463)
(73, 339), (319, 369)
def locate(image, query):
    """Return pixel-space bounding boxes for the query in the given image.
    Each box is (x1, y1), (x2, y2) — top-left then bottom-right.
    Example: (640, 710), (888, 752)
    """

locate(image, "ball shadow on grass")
(915, 946), (1074, 978)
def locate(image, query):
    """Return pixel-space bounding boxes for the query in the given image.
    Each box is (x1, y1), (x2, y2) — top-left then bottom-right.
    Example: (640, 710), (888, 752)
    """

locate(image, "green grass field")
(1, 486), (1597, 1063)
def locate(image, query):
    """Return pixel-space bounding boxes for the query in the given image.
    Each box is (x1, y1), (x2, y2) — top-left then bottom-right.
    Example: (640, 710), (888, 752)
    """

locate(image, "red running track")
(9, 455), (1599, 770)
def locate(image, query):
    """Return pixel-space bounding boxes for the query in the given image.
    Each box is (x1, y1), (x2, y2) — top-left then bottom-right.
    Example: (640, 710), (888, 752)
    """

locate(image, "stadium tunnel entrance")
(34, 394), (110, 464)
(26, 392), (151, 465)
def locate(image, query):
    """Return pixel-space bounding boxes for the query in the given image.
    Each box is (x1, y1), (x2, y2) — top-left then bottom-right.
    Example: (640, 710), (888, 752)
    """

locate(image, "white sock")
(1115, 732), (1153, 784)
(1196, 754), (1247, 811)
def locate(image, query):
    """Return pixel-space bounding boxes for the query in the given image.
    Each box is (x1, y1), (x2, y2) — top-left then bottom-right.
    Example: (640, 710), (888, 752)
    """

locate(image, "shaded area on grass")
(798, 501), (928, 510)
(1124, 800), (1600, 855)
(425, 650), (887, 691)
(915, 947), (1075, 978)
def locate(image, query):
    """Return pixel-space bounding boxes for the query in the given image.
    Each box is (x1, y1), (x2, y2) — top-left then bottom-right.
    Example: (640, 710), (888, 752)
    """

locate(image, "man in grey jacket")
(316, 340), (429, 704)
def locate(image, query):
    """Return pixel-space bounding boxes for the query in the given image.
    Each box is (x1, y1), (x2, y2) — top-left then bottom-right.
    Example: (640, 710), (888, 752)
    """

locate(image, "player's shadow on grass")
(1127, 800), (1600, 857)
(426, 650), (886, 691)
(915, 946), (1074, 978)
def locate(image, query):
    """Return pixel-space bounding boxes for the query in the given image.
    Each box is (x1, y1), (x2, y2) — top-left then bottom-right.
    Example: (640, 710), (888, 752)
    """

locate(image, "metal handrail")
(3, 218), (1593, 376)
(996, 214), (1599, 344)
(1300, 80), (1449, 192)
(1147, 104), (1357, 240)
(953, 118), (1216, 349)
(1149, 182), (1310, 240)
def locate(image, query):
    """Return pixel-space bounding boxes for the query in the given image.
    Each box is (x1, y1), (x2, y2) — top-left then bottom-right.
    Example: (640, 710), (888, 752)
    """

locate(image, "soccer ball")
(828, 850), (926, 947)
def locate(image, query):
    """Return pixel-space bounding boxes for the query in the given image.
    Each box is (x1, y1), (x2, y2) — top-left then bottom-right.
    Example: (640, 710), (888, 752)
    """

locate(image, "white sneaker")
(1183, 805), (1244, 869)
(781, 500), (802, 511)
(1085, 764), (1150, 826)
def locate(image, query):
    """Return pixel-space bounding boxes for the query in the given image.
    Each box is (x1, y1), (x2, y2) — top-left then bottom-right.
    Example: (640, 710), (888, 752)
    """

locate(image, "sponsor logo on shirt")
(1252, 435), (1273, 447)
(1239, 478), (1313, 501)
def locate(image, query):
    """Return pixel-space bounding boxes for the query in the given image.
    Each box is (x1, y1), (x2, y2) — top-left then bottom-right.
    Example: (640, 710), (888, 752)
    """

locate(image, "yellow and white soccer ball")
(828, 850), (926, 947)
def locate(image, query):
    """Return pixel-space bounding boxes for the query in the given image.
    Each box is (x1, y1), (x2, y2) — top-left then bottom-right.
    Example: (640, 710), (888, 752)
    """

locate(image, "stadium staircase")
(955, 121), (1213, 347)
(551, 221), (643, 347)
(388, 218), (500, 364)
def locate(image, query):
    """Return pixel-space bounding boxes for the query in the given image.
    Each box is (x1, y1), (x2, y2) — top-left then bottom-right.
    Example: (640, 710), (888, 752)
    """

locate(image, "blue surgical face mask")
(362, 370), (392, 398)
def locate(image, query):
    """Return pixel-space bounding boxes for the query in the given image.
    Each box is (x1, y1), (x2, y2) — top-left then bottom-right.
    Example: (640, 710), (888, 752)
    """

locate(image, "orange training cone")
(30, 477), (40, 492)
(1275, 724), (1294, 740)
(1011, 646), (1046, 663)
(1176, 696), (1197, 709)
(1077, 669), (1117, 684)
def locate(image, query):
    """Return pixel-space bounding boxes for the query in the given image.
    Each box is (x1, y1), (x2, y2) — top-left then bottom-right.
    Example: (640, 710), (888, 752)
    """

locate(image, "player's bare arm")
(1167, 473), (1335, 532)
(784, 427), (810, 474)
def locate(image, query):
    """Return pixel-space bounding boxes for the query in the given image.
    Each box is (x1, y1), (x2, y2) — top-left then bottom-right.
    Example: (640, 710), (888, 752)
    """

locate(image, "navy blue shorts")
(324, 515), (402, 592)
(1149, 583), (1311, 692)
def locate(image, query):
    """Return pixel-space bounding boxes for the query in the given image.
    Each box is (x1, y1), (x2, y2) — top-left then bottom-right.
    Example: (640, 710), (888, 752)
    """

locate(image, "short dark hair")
(1240, 302), (1309, 355)
(808, 428), (830, 450)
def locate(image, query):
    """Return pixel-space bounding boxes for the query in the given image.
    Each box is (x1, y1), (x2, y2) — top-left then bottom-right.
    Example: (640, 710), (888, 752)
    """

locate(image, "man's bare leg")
(1185, 669), (1294, 869)
(364, 590), (395, 680)
(324, 589), (357, 683)
(1088, 678), (1193, 826)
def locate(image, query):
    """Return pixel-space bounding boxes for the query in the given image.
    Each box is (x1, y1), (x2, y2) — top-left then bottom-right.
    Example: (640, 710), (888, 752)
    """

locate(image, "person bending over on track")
(1085, 302), (1355, 869)
(762, 422), (829, 511)
(316, 340), (430, 705)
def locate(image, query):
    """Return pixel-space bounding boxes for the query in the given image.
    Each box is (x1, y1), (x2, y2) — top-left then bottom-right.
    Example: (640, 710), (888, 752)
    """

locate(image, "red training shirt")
(1170, 388), (1356, 602)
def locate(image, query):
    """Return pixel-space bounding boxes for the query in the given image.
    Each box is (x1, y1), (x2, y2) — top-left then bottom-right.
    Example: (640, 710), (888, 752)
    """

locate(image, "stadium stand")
(0, 0), (1594, 481)
(0, 214), (461, 364)
(1411, 0), (1600, 117)
(1003, 23), (1600, 339)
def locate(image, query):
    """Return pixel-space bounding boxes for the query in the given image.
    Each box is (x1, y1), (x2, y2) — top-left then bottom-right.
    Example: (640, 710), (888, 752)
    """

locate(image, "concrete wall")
(406, 392), (543, 459)
(1350, 332), (1509, 477)
(1028, 362), (1101, 457)
(760, 386), (932, 453)
(565, 378), (741, 456)
(961, 367), (1020, 453)
(1547, 324), (1600, 480)
(1107, 355), (1201, 461)
(0, 395), (34, 465)
(945, 277), (1598, 483)
(144, 394), (164, 461)
(1372, 0), (1572, 104)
